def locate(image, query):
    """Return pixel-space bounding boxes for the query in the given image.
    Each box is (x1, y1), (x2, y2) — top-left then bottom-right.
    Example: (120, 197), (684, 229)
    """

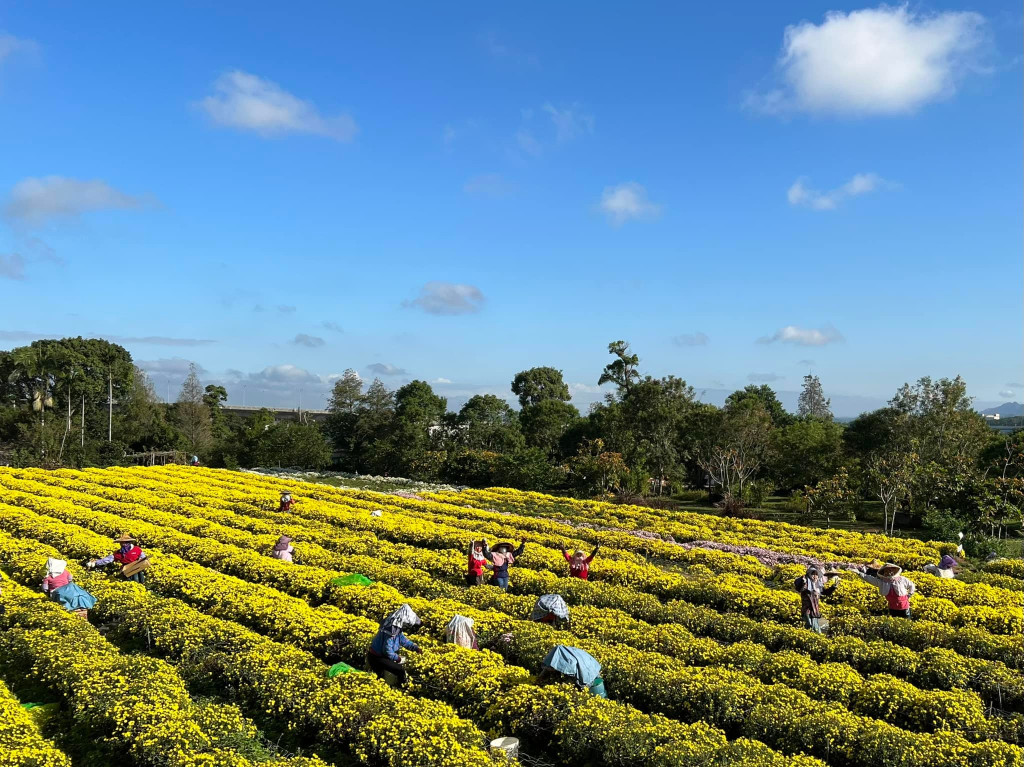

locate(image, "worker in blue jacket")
(367, 603), (423, 685)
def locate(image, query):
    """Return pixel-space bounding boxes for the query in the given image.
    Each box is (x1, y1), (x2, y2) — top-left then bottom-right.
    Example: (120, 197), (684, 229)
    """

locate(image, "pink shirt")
(42, 570), (72, 593)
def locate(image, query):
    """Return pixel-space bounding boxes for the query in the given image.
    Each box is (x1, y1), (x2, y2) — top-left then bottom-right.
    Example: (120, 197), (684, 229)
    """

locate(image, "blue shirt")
(370, 630), (419, 662)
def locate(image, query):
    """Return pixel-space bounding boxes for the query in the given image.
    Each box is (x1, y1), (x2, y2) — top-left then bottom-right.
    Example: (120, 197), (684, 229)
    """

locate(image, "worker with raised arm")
(562, 544), (600, 580)
(857, 563), (917, 618)
(87, 533), (149, 583)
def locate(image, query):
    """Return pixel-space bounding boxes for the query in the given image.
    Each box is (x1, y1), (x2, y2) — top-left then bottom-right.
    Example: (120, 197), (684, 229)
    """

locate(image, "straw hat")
(878, 563), (902, 577)
(493, 542), (515, 553)
(113, 533), (136, 543)
(866, 559), (885, 570)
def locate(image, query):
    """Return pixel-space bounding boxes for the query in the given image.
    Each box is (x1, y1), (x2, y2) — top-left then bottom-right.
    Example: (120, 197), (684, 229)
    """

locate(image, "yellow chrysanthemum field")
(0, 465), (1021, 767)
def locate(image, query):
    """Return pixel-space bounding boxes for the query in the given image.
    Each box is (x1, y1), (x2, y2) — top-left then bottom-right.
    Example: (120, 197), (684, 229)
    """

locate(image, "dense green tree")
(390, 380), (446, 478)
(725, 384), (793, 427)
(769, 417), (845, 491)
(325, 369), (364, 464)
(797, 374), (832, 420)
(519, 399), (581, 458)
(457, 394), (523, 452)
(598, 340), (640, 397)
(511, 367), (571, 408)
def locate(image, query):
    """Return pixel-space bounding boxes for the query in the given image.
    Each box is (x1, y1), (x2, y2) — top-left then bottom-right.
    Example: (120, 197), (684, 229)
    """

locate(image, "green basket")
(327, 662), (362, 678)
(329, 574), (373, 588)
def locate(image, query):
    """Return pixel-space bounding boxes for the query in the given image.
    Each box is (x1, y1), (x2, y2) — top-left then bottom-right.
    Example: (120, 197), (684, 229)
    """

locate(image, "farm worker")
(489, 542), (525, 591)
(190, 455), (200, 466)
(793, 566), (838, 634)
(561, 544), (600, 580)
(41, 558), (97, 616)
(278, 492), (296, 512)
(87, 533), (148, 583)
(922, 554), (958, 579)
(466, 539), (492, 586)
(864, 559), (884, 577)
(367, 604), (423, 686)
(270, 535), (294, 562)
(857, 563), (916, 618)
(531, 594), (570, 627)
(444, 614), (478, 649)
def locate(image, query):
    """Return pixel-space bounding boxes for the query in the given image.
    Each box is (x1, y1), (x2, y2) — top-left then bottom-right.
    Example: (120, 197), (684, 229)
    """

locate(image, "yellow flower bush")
(0, 674), (71, 767)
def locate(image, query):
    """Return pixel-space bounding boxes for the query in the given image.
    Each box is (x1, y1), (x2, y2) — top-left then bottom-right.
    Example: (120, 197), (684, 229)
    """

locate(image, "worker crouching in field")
(367, 604), (424, 686)
(87, 533), (149, 583)
(445, 614), (479, 649)
(794, 566), (838, 634)
(278, 492), (296, 512)
(858, 563), (916, 618)
(466, 539), (492, 586)
(270, 535), (295, 562)
(41, 558), (96, 618)
(561, 544), (600, 580)
(923, 554), (958, 579)
(531, 594), (570, 628)
(489, 542), (525, 591)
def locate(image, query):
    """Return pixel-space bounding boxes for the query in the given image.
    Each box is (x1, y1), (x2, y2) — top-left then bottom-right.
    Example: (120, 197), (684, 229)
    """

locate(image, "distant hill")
(981, 402), (1024, 417)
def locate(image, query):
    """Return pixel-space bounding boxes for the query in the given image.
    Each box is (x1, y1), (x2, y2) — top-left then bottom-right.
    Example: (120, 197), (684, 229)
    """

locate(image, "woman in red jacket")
(466, 539), (492, 586)
(562, 545), (600, 580)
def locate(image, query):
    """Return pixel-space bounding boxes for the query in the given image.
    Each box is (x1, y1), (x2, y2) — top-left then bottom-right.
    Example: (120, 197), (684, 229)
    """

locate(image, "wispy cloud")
(672, 332), (709, 347)
(137, 358), (206, 377)
(998, 389), (1015, 399)
(403, 282), (485, 316)
(0, 32), (37, 66)
(542, 102), (594, 142)
(4, 176), (151, 226)
(1007, 382), (1024, 388)
(321, 320), (344, 333)
(788, 173), (889, 210)
(292, 333), (325, 348)
(746, 6), (988, 116)
(0, 253), (25, 280)
(749, 372), (783, 383)
(199, 70), (358, 141)
(598, 182), (663, 226)
(758, 325), (844, 347)
(367, 362), (406, 376)
(277, 305), (296, 314)
(515, 129), (543, 157)
(464, 173), (515, 197)
(432, 377), (452, 384)
(0, 329), (40, 342)
(114, 336), (216, 347)
(798, 359), (816, 366)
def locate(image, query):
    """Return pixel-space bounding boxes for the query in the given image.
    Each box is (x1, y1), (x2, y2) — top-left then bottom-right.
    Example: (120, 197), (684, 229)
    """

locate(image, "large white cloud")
(199, 70), (357, 141)
(403, 282), (485, 315)
(749, 6), (987, 116)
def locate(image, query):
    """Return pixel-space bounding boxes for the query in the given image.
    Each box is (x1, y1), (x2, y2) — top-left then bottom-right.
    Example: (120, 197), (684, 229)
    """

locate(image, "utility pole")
(81, 393), (85, 448)
(108, 371), (112, 442)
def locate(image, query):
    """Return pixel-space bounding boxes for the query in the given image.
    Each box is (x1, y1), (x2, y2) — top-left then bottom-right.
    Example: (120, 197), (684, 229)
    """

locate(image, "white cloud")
(367, 362), (406, 376)
(432, 377), (452, 384)
(403, 282), (485, 315)
(4, 176), (148, 225)
(0, 32), (36, 66)
(542, 102), (594, 142)
(569, 382), (603, 395)
(758, 325), (844, 347)
(749, 372), (783, 383)
(788, 173), (888, 210)
(672, 332), (709, 347)
(249, 364), (321, 384)
(199, 70), (357, 141)
(998, 389), (1015, 399)
(598, 182), (663, 226)
(798, 359), (816, 366)
(292, 333), (325, 348)
(749, 6), (987, 116)
(137, 358), (205, 377)
(114, 336), (215, 346)
(464, 173), (514, 197)
(0, 253), (25, 279)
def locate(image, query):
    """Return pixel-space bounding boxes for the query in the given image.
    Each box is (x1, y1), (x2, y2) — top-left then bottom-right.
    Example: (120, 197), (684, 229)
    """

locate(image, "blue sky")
(0, 1), (1020, 415)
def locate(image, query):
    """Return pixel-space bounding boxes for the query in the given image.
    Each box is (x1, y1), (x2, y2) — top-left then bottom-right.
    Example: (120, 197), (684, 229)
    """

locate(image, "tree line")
(1, 337), (1021, 544)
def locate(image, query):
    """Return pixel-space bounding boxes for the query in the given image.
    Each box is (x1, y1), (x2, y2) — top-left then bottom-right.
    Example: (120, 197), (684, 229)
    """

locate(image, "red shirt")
(564, 551), (594, 580)
(468, 553), (487, 576)
(279, 500), (295, 512)
(113, 545), (143, 565)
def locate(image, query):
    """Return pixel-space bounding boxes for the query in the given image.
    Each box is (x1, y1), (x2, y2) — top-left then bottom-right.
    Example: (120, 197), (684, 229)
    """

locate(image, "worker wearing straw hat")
(87, 533), (149, 583)
(857, 563), (916, 618)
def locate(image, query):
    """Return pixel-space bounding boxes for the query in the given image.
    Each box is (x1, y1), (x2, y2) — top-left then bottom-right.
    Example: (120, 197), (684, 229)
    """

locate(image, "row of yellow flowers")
(77, 465), (1023, 635)
(0, 673), (71, 767)
(0, 579), (327, 767)
(5, 468), (1022, 709)
(0, 531), (504, 767)
(0, 505), (821, 767)
(2, 487), (1019, 765)
(145, 465), (1019, 616)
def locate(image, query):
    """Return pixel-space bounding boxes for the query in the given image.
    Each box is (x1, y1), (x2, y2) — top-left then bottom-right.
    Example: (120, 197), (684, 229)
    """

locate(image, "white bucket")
(489, 736), (520, 760)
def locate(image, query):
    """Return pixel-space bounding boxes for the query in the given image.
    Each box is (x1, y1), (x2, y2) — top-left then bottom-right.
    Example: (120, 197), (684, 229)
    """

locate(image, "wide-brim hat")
(113, 533), (136, 543)
(493, 542), (515, 552)
(866, 559), (885, 570)
(878, 563), (902, 577)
